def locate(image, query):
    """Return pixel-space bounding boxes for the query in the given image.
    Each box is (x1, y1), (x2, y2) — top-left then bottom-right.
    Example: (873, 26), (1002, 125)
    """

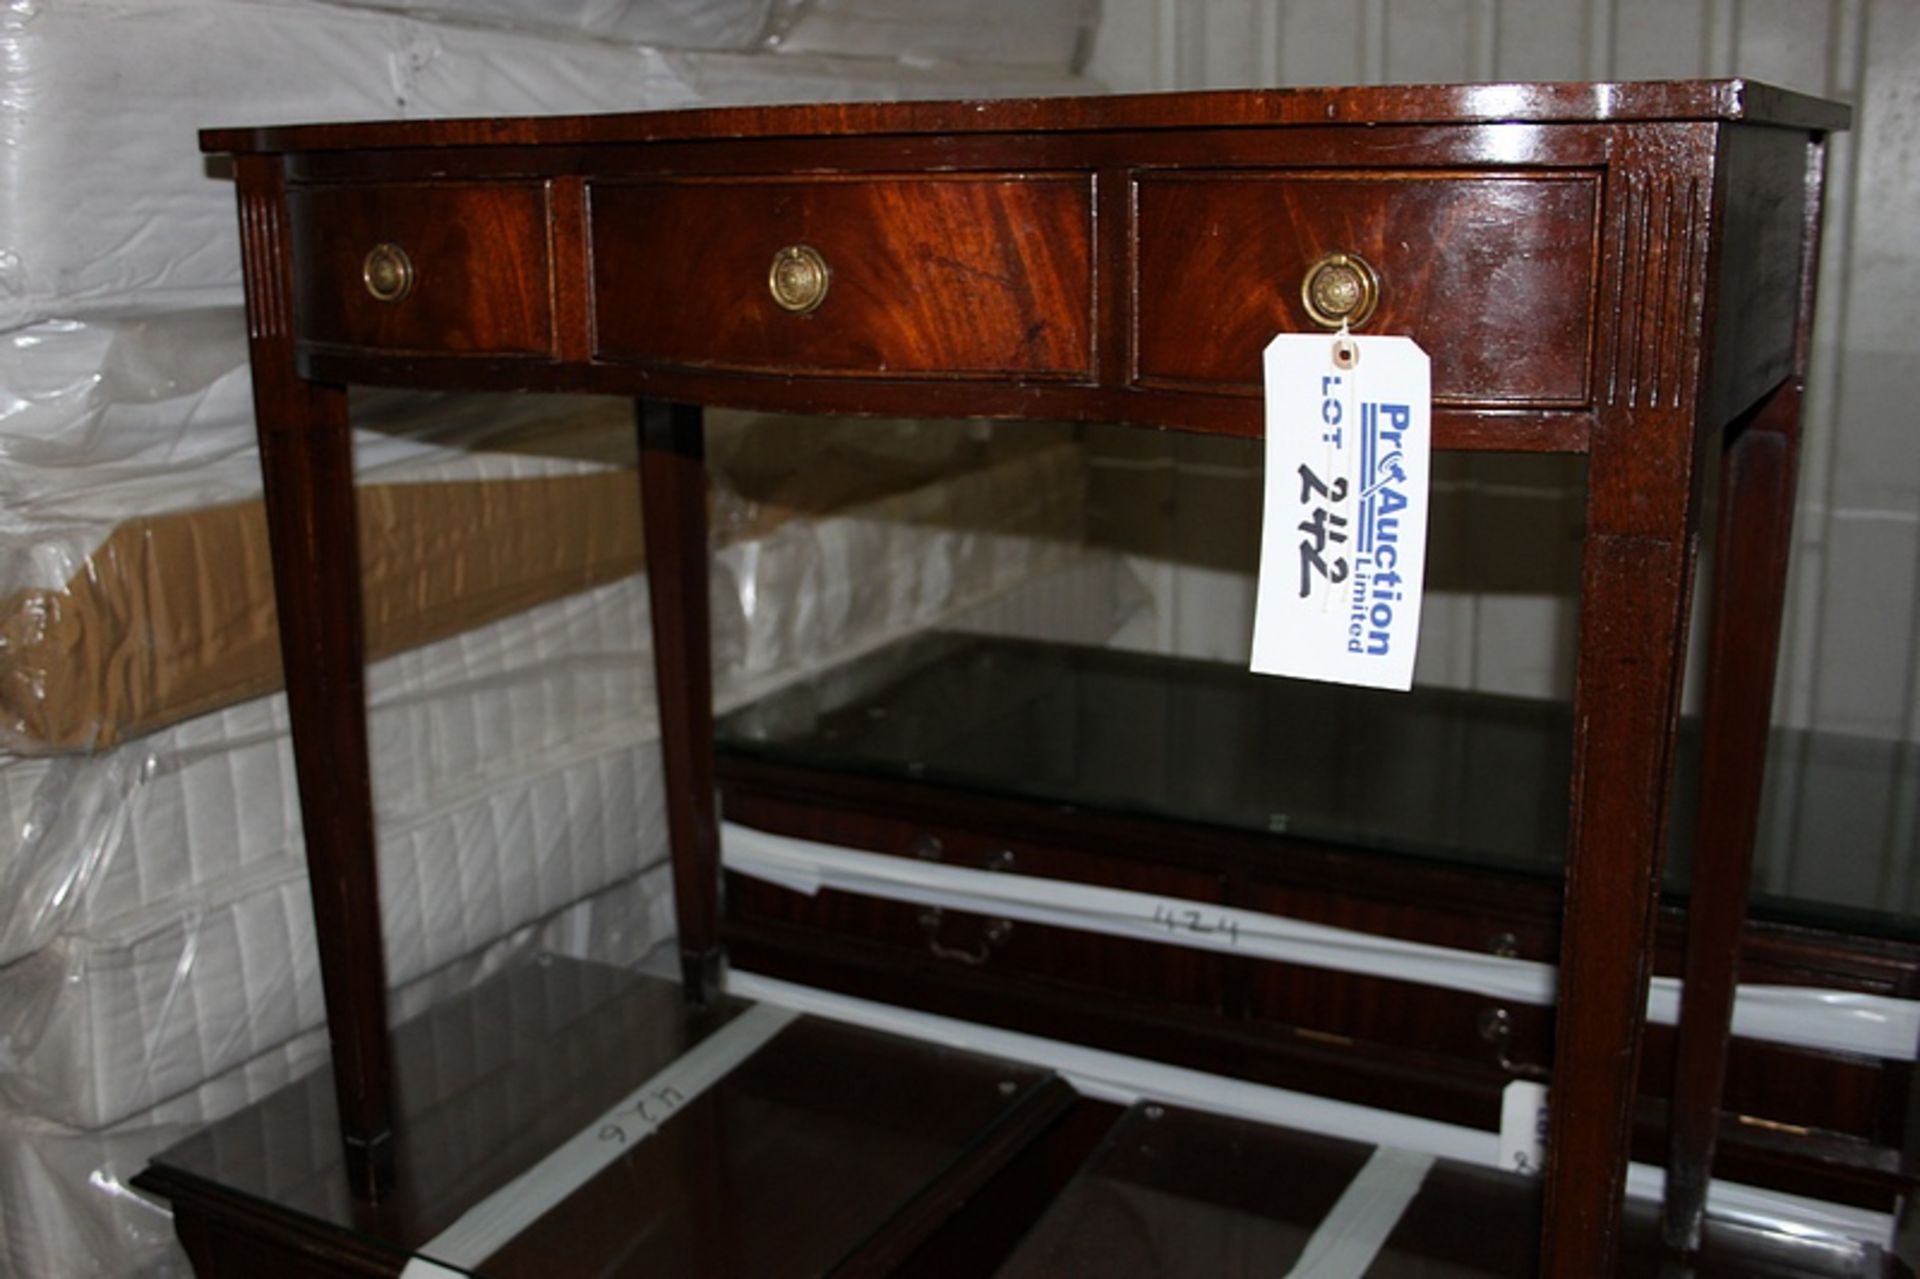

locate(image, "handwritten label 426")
(597, 1083), (687, 1146)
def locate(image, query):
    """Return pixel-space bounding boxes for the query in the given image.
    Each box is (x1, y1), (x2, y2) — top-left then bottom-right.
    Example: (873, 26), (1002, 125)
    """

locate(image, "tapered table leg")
(636, 400), (724, 1004)
(1660, 381), (1804, 1251)
(236, 155), (394, 1200)
(1539, 401), (1704, 1274)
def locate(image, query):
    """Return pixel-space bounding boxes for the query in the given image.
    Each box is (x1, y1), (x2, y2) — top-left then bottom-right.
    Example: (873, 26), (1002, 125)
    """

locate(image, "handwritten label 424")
(1151, 902), (1241, 947)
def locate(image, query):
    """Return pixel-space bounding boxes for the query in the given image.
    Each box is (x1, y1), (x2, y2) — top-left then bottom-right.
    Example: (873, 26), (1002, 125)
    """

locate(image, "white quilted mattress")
(0, 865), (675, 1279)
(0, 0), (1089, 331)
(0, 437), (1089, 1128)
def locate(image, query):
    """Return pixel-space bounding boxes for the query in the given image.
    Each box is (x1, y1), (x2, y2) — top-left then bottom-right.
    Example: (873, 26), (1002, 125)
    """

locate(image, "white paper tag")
(1497, 1079), (1549, 1176)
(1251, 333), (1431, 690)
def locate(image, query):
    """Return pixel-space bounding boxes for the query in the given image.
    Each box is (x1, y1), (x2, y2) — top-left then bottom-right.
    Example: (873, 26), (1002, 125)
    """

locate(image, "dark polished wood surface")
(1134, 171), (1600, 405)
(189, 81), (1850, 1275)
(135, 958), (1070, 1278)
(234, 152), (394, 1199)
(719, 774), (1915, 1214)
(997, 1103), (1892, 1278)
(203, 78), (1849, 154)
(288, 183), (553, 356)
(594, 177), (1095, 379)
(637, 400), (726, 1001)
(136, 961), (742, 1273)
(715, 635), (1920, 1212)
(1665, 125), (1832, 1251)
(239, 85), (1822, 454)
(475, 1017), (1073, 1278)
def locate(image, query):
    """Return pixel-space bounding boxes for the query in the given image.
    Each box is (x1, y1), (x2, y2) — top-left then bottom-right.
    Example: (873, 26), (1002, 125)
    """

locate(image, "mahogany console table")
(161, 81), (1846, 1276)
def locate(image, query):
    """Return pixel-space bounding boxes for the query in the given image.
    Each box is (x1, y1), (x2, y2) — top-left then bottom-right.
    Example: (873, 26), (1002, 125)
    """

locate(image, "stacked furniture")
(717, 633), (1920, 1228)
(0, 2), (1099, 1274)
(140, 78), (1867, 1276)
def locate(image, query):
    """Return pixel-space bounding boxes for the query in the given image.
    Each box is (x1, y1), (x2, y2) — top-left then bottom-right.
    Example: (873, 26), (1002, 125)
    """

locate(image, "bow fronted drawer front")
(1133, 171), (1603, 409)
(590, 176), (1095, 381)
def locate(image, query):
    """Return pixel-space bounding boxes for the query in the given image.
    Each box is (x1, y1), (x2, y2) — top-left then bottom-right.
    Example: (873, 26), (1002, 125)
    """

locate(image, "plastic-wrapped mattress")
(0, 418), (1090, 1127)
(0, 1), (1102, 1271)
(0, 0), (1092, 330)
(0, 867), (677, 1279)
(0, 548), (1143, 1279)
(0, 0), (1095, 753)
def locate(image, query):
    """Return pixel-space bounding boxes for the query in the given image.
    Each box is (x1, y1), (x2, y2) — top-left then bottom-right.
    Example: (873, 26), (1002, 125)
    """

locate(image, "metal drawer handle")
(1479, 1005), (1547, 1077)
(919, 908), (1014, 966)
(362, 243), (414, 303)
(1301, 251), (1379, 329)
(769, 243), (830, 313)
(915, 842), (1016, 965)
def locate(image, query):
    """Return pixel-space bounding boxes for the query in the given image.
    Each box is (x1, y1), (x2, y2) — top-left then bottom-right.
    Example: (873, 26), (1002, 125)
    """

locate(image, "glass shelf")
(717, 632), (1920, 941)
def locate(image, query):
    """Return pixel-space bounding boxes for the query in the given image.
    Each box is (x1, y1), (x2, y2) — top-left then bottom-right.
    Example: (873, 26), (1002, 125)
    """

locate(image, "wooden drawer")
(1133, 171), (1601, 406)
(288, 183), (554, 355)
(1238, 875), (1554, 1068)
(1235, 877), (1893, 1139)
(726, 815), (1225, 1008)
(590, 176), (1094, 378)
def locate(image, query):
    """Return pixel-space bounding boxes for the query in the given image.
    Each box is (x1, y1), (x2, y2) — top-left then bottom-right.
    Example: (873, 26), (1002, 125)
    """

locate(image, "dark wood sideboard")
(145, 81), (1852, 1277)
(714, 633), (1920, 1218)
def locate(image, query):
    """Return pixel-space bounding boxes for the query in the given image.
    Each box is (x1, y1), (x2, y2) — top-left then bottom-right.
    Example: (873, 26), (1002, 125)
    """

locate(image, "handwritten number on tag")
(1296, 464), (1351, 597)
(1255, 334), (1428, 689)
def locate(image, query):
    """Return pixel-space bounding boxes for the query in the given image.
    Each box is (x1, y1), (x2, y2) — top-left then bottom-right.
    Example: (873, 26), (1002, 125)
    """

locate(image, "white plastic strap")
(728, 969), (1501, 1164)
(400, 1002), (796, 1277)
(730, 969), (1896, 1251)
(721, 821), (1920, 1061)
(1287, 1146), (1435, 1278)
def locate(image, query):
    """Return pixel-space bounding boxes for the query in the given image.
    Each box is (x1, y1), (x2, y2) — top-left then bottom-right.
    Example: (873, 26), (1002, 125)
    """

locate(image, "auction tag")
(1251, 333), (1431, 690)
(1497, 1079), (1549, 1176)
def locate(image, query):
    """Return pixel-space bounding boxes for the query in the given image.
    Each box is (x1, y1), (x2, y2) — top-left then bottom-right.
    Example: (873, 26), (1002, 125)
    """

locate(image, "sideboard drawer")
(590, 176), (1095, 379)
(1134, 171), (1601, 406)
(288, 183), (554, 355)
(725, 815), (1225, 1008)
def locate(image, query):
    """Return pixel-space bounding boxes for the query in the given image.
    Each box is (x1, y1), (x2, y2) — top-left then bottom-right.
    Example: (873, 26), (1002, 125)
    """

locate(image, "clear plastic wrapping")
(319, 0), (781, 49)
(0, 867), (677, 1279)
(0, 420), (1091, 1126)
(2, 399), (1084, 756)
(0, 5), (1102, 1272)
(0, 0), (1090, 331)
(706, 418), (1088, 702)
(768, 0), (1099, 70)
(1, 389), (644, 755)
(1, 0), (1095, 763)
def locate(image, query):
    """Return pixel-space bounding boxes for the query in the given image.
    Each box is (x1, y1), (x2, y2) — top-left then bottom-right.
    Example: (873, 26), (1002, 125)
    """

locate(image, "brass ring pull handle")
(769, 243), (830, 313)
(916, 845), (1016, 965)
(1300, 251), (1379, 329)
(918, 908), (1014, 966)
(362, 243), (414, 303)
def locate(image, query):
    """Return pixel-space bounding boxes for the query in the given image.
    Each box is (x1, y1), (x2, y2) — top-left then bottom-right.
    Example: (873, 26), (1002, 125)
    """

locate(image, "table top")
(201, 78), (1848, 155)
(136, 958), (1068, 1276)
